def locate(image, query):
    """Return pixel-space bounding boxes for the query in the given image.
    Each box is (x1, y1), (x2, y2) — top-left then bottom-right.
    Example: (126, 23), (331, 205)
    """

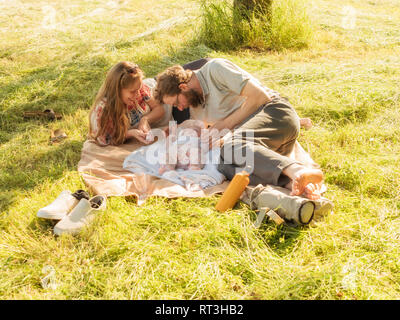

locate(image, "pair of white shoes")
(37, 190), (106, 236)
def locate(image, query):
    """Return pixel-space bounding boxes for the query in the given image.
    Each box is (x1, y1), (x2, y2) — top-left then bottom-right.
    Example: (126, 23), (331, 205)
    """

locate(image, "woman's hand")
(126, 128), (151, 144)
(138, 116), (151, 134)
(144, 97), (165, 124)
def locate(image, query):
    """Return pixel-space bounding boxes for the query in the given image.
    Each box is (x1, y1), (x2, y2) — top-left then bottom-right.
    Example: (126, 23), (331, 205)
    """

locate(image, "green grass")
(1, 0), (400, 299)
(199, 0), (313, 51)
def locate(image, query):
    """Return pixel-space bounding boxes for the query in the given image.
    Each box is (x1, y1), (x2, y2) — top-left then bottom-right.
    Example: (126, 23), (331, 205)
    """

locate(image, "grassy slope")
(0, 0), (399, 299)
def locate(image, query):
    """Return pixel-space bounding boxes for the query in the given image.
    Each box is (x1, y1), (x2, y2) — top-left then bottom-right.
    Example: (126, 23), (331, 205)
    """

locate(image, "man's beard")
(183, 89), (204, 108)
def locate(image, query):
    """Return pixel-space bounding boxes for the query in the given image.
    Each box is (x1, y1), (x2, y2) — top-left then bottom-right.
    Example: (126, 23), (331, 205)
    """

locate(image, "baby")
(158, 120), (206, 174)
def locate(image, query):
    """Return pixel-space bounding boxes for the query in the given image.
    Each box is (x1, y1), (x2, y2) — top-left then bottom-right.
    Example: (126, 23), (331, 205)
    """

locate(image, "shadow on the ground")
(0, 38), (212, 144)
(0, 139), (83, 214)
(28, 215), (58, 234)
(247, 207), (303, 256)
(0, 55), (110, 145)
(0, 39), (213, 214)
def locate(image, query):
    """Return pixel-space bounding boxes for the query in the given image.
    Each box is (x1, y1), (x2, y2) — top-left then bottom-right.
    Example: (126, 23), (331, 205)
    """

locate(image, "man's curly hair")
(154, 65), (193, 103)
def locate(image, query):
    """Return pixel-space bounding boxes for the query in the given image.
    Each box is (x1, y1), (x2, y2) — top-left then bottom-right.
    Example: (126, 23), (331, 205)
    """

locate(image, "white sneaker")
(37, 190), (79, 220)
(53, 195), (106, 236)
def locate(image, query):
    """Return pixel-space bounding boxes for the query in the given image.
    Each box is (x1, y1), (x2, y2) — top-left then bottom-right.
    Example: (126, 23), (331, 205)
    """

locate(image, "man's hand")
(208, 119), (226, 132)
(200, 127), (224, 150)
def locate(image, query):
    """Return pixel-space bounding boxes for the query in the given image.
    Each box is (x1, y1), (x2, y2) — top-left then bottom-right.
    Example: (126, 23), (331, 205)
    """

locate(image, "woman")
(89, 61), (165, 146)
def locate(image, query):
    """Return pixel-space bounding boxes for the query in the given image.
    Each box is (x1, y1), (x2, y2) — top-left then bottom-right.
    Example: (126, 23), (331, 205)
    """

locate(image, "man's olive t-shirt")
(191, 58), (279, 124)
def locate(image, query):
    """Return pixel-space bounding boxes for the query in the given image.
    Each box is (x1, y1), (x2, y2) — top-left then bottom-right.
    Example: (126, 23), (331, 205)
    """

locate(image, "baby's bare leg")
(159, 164), (175, 174)
(188, 164), (202, 171)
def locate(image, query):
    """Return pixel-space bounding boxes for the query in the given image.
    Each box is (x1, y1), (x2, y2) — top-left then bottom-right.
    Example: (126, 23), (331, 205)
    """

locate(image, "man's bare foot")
(290, 168), (323, 200)
(300, 118), (313, 130)
(303, 182), (322, 200)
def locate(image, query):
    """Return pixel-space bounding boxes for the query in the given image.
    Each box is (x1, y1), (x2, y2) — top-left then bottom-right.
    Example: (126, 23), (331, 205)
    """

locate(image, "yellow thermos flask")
(215, 167), (251, 212)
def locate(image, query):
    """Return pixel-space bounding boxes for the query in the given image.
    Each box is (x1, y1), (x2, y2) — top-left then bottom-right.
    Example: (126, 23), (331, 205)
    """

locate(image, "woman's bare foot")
(300, 118), (313, 130)
(291, 168), (323, 199)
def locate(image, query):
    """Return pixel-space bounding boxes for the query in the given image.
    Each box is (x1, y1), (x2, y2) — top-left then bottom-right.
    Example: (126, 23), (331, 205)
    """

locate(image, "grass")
(199, 0), (313, 51)
(1, 0), (400, 299)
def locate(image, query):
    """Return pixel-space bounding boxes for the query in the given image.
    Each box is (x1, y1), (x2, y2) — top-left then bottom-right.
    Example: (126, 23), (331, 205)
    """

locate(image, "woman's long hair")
(89, 61), (144, 145)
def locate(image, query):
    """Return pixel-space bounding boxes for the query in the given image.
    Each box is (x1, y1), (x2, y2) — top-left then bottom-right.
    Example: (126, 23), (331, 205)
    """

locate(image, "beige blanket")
(78, 138), (229, 202)
(77, 138), (319, 203)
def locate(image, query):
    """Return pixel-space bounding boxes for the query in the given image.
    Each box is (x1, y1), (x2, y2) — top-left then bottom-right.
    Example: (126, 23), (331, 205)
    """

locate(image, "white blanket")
(123, 138), (226, 191)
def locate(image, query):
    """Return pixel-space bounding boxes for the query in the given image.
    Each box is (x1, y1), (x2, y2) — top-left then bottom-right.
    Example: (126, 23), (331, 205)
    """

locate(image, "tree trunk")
(233, 0), (273, 20)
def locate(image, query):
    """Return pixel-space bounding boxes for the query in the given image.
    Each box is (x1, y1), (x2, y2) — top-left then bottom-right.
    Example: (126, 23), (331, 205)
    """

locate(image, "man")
(154, 58), (323, 200)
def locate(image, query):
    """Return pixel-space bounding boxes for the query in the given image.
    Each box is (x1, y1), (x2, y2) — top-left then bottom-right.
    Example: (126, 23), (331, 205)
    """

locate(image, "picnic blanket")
(77, 137), (320, 202)
(77, 138), (229, 201)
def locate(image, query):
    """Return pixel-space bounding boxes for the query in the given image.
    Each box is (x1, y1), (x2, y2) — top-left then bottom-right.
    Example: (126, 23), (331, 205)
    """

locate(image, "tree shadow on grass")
(0, 39), (213, 214)
(136, 40), (213, 78)
(243, 204), (303, 256)
(0, 39), (213, 145)
(0, 191), (18, 214)
(0, 56), (110, 145)
(0, 139), (83, 214)
(252, 214), (303, 257)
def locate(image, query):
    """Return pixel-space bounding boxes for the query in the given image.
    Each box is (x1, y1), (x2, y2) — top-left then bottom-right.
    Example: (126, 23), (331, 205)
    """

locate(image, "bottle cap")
(242, 165), (253, 175)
